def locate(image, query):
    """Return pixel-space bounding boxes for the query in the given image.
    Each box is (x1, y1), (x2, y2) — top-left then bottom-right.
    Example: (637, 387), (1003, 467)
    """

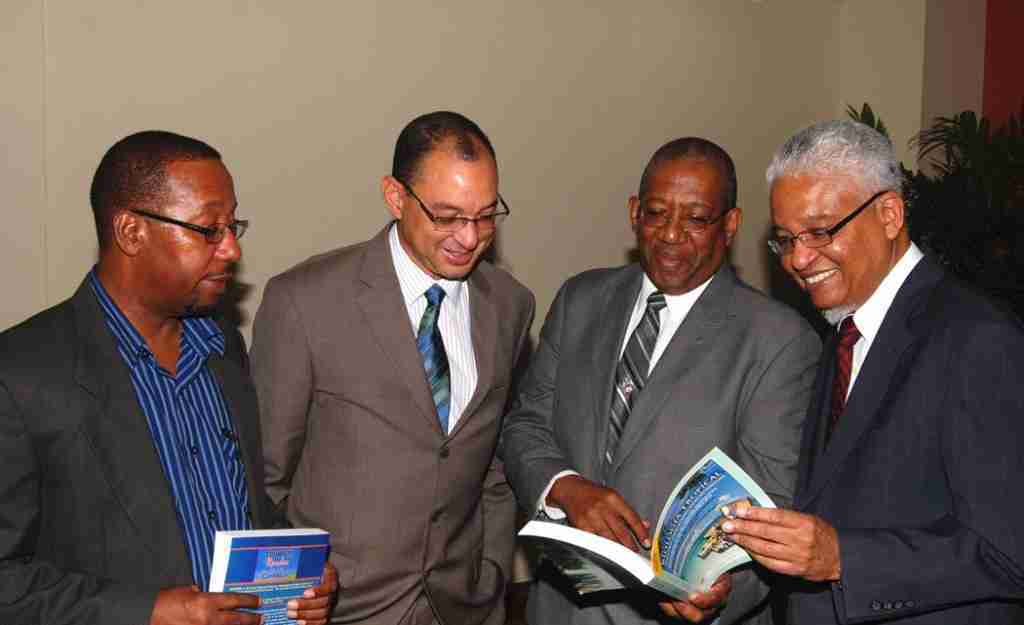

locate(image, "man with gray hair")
(723, 119), (1024, 624)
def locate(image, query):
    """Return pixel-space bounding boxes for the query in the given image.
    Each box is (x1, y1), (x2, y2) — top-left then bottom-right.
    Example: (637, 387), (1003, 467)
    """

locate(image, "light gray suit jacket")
(502, 263), (820, 625)
(250, 226), (535, 625)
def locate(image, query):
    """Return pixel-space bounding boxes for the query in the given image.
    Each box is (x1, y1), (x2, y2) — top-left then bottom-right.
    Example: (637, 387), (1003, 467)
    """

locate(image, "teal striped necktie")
(417, 285), (451, 432)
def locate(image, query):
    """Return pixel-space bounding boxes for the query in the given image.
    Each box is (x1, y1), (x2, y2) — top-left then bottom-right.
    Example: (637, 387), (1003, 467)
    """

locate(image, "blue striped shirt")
(87, 270), (252, 590)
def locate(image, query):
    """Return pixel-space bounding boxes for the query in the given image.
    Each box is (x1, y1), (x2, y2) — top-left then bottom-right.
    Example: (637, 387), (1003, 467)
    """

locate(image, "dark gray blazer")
(0, 279), (275, 625)
(788, 257), (1024, 624)
(502, 263), (821, 625)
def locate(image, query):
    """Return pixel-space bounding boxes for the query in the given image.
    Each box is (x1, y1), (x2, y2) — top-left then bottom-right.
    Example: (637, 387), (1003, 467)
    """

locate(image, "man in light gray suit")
(502, 137), (821, 624)
(250, 111), (534, 625)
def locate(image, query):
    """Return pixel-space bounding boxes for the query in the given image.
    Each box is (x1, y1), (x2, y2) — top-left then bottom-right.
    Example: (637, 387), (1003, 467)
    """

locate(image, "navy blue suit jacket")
(788, 257), (1024, 624)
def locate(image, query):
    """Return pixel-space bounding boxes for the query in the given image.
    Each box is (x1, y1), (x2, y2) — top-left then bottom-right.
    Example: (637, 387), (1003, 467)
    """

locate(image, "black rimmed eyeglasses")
(129, 209), (249, 243)
(396, 179), (510, 233)
(768, 189), (891, 256)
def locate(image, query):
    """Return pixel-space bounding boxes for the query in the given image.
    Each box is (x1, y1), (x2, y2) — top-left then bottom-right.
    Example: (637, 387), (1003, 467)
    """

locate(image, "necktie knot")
(647, 291), (667, 313)
(425, 284), (446, 308)
(838, 316), (861, 348)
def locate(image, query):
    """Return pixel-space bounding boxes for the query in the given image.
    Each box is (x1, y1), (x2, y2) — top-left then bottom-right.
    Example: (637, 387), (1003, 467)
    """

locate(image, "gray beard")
(822, 305), (856, 326)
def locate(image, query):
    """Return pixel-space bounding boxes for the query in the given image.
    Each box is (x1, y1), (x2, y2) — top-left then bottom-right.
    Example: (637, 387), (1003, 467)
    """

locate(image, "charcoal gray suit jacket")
(0, 279), (275, 625)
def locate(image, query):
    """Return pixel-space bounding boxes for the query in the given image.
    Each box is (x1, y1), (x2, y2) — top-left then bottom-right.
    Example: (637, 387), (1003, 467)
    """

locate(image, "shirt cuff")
(537, 470), (579, 520)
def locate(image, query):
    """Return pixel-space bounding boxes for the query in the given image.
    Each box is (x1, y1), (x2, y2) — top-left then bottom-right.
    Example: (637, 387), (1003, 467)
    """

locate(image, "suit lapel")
(591, 266), (645, 468)
(450, 268), (497, 438)
(70, 281), (192, 581)
(797, 259), (942, 508)
(611, 266), (733, 471)
(355, 228), (443, 435)
(794, 332), (837, 509)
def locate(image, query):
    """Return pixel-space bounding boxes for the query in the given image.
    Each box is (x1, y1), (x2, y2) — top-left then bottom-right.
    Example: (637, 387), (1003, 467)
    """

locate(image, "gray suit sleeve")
(501, 282), (576, 514)
(721, 324), (821, 625)
(0, 381), (157, 625)
(250, 275), (315, 515)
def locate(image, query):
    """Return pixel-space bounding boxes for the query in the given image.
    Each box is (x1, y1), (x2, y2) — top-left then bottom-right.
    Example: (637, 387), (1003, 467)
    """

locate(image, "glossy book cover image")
(209, 528), (329, 625)
(651, 448), (775, 594)
(519, 448), (774, 600)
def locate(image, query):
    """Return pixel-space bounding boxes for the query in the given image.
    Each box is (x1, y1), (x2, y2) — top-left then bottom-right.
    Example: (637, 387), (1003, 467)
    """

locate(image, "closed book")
(209, 528), (330, 625)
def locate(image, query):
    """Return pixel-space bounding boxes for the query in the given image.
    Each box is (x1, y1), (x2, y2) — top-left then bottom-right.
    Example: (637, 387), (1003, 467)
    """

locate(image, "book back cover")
(210, 529), (329, 625)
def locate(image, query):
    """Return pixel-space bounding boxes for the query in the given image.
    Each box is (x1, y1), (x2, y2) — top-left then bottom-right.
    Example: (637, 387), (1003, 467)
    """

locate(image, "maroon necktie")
(828, 316), (861, 444)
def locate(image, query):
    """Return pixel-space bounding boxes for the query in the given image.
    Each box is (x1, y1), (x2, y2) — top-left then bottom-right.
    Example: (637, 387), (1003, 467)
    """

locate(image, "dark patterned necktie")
(827, 316), (861, 445)
(417, 285), (450, 433)
(606, 292), (667, 464)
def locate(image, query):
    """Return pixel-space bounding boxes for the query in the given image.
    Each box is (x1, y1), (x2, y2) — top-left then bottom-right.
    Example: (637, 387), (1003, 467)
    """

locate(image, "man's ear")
(723, 206), (743, 246)
(628, 196), (641, 232)
(381, 176), (406, 220)
(111, 210), (145, 256)
(876, 192), (906, 240)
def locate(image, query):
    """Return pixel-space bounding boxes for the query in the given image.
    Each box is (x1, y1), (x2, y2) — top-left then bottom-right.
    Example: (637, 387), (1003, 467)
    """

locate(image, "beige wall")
(921, 0), (986, 133)
(1, 0), (47, 331)
(2, 1), (948, 338)
(836, 0), (927, 166)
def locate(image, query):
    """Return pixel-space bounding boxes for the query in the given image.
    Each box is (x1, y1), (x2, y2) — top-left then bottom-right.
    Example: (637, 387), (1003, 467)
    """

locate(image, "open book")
(518, 448), (773, 600)
(209, 528), (330, 625)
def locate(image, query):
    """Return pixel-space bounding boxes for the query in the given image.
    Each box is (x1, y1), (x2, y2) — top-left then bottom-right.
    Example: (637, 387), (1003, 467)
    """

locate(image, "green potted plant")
(847, 103), (1024, 316)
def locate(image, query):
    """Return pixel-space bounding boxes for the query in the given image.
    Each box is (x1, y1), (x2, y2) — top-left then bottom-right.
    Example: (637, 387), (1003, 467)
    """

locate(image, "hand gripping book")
(208, 528), (330, 625)
(518, 448), (774, 600)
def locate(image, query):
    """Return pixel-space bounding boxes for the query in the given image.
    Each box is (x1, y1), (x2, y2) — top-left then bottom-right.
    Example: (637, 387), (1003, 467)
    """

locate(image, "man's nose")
(788, 238), (818, 271)
(452, 219), (480, 249)
(216, 228), (242, 262)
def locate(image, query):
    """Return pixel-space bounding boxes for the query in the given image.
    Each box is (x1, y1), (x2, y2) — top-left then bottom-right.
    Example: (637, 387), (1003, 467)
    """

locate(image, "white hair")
(766, 120), (903, 194)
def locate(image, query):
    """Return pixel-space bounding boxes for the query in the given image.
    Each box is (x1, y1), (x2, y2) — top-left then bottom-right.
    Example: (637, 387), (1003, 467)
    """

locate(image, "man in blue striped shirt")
(0, 131), (335, 625)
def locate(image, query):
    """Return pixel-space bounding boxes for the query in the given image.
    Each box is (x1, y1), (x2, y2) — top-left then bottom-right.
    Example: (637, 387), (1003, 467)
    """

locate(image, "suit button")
(440, 447), (450, 459)
(870, 601), (881, 611)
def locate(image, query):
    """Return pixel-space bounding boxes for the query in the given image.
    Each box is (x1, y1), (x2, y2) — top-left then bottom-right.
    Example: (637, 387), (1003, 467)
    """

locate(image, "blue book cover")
(209, 528), (330, 625)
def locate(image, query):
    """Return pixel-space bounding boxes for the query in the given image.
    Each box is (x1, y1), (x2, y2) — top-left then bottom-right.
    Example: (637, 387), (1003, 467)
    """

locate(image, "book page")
(519, 520), (655, 595)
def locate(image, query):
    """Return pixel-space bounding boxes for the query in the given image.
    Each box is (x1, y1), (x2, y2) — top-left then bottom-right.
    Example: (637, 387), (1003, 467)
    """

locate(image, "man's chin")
(181, 298), (222, 318)
(435, 261), (477, 281)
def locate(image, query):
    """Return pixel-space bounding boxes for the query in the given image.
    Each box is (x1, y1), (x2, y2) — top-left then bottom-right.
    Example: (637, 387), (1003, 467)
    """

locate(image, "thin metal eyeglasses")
(129, 209), (249, 243)
(396, 179), (510, 233)
(639, 203), (730, 233)
(767, 188), (891, 256)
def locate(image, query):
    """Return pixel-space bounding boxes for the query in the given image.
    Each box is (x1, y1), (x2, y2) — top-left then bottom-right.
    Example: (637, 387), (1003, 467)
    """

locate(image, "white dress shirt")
(844, 242), (925, 397)
(389, 224), (477, 433)
(539, 272), (715, 518)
